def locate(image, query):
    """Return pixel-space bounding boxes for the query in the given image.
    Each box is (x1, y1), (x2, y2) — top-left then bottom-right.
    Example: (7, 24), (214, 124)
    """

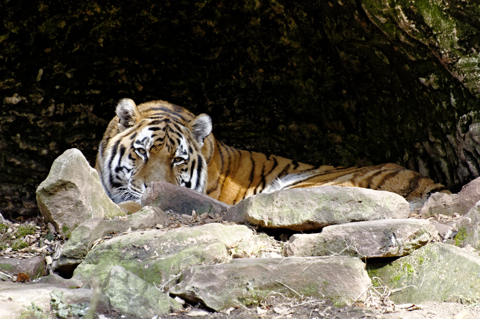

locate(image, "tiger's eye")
(173, 157), (185, 164)
(138, 149), (146, 154)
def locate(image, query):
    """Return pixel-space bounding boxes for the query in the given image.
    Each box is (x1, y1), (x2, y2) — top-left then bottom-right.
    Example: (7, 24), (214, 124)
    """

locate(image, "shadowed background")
(1, 0), (480, 219)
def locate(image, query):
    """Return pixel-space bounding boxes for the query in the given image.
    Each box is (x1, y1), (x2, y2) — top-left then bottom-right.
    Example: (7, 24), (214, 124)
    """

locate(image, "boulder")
(0, 281), (110, 319)
(224, 186), (409, 231)
(103, 266), (182, 318)
(72, 223), (272, 288)
(0, 256), (46, 280)
(37, 273), (84, 289)
(454, 201), (480, 249)
(419, 178), (480, 217)
(369, 243), (480, 304)
(142, 181), (230, 216)
(36, 149), (125, 238)
(56, 206), (169, 274)
(170, 256), (371, 311)
(285, 219), (439, 258)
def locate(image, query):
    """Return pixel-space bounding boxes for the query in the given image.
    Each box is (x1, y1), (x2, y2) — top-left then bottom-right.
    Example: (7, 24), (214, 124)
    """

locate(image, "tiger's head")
(96, 98), (214, 204)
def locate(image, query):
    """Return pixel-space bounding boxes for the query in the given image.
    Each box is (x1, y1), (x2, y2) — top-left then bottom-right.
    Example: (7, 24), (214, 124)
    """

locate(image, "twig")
(275, 280), (303, 298)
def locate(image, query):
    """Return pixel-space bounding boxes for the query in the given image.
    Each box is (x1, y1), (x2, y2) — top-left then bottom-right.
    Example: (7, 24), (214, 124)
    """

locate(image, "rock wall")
(2, 0), (480, 218)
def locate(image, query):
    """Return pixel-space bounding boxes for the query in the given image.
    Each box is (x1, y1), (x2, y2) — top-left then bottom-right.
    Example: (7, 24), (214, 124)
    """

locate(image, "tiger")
(95, 98), (447, 209)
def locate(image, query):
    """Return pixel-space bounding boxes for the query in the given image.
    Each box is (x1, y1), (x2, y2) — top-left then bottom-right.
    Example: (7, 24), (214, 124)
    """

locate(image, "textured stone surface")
(103, 265), (182, 317)
(0, 256), (46, 280)
(170, 256), (371, 310)
(36, 149), (125, 237)
(72, 223), (265, 287)
(142, 181), (230, 216)
(420, 178), (480, 217)
(370, 243), (480, 304)
(0, 281), (110, 319)
(56, 206), (169, 274)
(454, 201), (480, 249)
(224, 186), (409, 231)
(285, 219), (439, 258)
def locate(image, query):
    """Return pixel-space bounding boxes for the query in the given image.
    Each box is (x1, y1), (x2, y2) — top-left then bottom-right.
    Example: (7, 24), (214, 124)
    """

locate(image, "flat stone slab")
(170, 256), (371, 311)
(0, 281), (110, 319)
(142, 181), (230, 216)
(0, 256), (46, 279)
(224, 186), (410, 231)
(72, 223), (271, 288)
(285, 219), (439, 258)
(370, 243), (480, 304)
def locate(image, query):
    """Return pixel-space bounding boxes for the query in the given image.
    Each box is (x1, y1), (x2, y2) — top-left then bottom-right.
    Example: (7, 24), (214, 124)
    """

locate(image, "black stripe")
(404, 174), (422, 197)
(195, 154), (203, 190)
(246, 151), (255, 193)
(107, 140), (121, 187)
(292, 160), (299, 170)
(258, 156), (279, 193)
(206, 140), (225, 194)
(147, 107), (188, 120)
(218, 141), (231, 196)
(284, 166), (362, 189)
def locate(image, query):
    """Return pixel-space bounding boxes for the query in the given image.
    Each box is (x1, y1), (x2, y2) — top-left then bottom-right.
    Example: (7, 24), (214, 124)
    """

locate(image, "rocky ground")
(4, 149), (480, 319)
(2, 213), (480, 319)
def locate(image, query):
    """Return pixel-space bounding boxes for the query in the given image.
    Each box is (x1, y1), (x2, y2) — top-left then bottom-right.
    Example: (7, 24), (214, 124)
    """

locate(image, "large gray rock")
(56, 206), (169, 274)
(103, 266), (182, 317)
(36, 149), (125, 238)
(0, 256), (46, 280)
(419, 177), (480, 217)
(170, 256), (371, 311)
(142, 181), (230, 216)
(224, 186), (409, 231)
(370, 243), (480, 304)
(454, 201), (480, 249)
(285, 219), (439, 258)
(72, 223), (272, 287)
(0, 281), (110, 319)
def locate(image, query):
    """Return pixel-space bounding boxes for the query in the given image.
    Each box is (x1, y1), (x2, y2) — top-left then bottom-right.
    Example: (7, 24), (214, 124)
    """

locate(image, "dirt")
(96, 299), (480, 319)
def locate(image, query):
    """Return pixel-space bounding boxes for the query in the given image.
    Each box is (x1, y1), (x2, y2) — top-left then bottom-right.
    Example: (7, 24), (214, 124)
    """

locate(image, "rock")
(37, 273), (84, 288)
(103, 265), (182, 318)
(430, 221), (456, 243)
(0, 213), (5, 224)
(369, 243), (480, 304)
(56, 206), (169, 274)
(36, 149), (125, 238)
(170, 256), (371, 311)
(142, 181), (231, 216)
(224, 186), (409, 231)
(72, 223), (270, 288)
(419, 178), (480, 217)
(454, 201), (480, 249)
(0, 256), (46, 279)
(285, 219), (439, 258)
(0, 281), (110, 319)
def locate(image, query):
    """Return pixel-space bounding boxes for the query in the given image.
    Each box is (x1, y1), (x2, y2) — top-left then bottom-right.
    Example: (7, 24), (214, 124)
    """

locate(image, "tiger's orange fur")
(96, 99), (447, 206)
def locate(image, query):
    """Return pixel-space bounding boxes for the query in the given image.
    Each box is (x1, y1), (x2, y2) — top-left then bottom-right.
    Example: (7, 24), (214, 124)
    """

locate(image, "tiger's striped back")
(206, 141), (446, 204)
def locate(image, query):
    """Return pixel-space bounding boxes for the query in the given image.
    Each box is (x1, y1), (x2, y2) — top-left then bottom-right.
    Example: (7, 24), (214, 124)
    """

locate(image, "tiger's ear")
(189, 114), (212, 147)
(116, 98), (141, 132)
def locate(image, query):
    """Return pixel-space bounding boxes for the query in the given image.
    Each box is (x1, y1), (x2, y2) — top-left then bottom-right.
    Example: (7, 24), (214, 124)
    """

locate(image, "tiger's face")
(96, 99), (212, 204)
